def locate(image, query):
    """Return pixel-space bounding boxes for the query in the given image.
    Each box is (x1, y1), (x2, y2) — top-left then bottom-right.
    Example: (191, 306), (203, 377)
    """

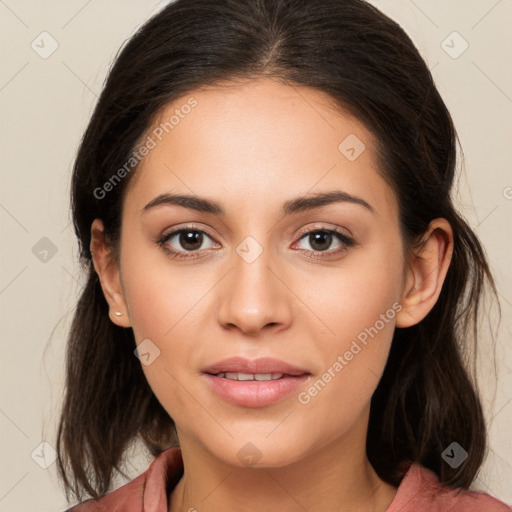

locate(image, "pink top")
(64, 446), (511, 512)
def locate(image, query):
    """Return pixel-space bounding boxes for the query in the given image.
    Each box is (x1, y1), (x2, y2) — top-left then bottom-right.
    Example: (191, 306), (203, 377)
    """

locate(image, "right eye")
(157, 225), (220, 259)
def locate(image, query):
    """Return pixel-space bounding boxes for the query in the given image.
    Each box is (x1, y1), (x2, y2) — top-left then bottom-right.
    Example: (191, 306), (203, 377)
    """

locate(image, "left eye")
(294, 229), (354, 254)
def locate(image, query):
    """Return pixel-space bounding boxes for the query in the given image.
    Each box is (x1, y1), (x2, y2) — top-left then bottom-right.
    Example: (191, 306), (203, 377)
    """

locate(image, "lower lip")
(203, 373), (311, 407)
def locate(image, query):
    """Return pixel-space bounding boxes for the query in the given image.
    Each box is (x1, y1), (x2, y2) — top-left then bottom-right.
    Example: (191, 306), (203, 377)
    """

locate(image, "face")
(113, 77), (408, 467)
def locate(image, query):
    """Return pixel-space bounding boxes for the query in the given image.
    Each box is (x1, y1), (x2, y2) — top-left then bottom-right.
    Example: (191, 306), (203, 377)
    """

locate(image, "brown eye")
(297, 229), (354, 252)
(176, 230), (204, 251)
(157, 226), (218, 259)
(294, 228), (355, 260)
(308, 231), (333, 252)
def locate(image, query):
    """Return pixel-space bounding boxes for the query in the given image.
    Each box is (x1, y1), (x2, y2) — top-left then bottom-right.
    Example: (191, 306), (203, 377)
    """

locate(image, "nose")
(216, 242), (293, 336)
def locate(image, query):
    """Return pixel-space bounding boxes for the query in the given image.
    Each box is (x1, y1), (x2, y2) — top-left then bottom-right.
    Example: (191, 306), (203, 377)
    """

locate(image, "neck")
(169, 413), (397, 512)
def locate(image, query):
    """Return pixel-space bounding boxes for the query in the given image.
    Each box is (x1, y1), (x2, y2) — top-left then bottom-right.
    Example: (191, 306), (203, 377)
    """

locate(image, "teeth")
(254, 373), (279, 381)
(218, 372), (284, 381)
(237, 372), (257, 381)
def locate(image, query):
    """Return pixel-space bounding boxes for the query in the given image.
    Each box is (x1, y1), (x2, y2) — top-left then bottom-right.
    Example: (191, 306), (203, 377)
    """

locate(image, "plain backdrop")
(0, 1), (511, 510)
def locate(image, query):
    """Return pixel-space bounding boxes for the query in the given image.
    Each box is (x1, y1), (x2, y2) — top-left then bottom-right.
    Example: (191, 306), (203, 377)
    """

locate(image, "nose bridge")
(216, 232), (291, 333)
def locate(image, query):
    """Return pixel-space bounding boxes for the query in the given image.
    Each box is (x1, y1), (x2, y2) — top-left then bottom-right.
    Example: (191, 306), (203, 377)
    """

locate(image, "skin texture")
(90, 77), (453, 512)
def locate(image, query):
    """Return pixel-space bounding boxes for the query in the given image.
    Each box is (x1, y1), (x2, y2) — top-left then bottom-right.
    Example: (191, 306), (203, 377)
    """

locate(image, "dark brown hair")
(56, 0), (499, 503)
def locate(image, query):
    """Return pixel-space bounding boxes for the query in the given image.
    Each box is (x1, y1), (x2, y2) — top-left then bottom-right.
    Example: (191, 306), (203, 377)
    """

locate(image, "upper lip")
(202, 357), (310, 376)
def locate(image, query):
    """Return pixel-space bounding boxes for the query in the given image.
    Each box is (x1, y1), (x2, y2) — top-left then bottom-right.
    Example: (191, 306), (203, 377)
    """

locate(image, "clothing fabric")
(63, 446), (511, 512)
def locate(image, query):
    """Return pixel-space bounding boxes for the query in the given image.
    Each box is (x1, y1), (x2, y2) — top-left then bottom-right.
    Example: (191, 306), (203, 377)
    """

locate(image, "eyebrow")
(142, 190), (374, 216)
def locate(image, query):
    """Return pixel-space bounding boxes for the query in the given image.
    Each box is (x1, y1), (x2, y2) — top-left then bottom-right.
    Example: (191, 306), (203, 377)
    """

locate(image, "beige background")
(0, 1), (511, 510)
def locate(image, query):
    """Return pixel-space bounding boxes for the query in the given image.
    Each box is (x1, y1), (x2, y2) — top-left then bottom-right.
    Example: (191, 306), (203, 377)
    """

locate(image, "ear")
(90, 218), (131, 328)
(396, 218), (454, 328)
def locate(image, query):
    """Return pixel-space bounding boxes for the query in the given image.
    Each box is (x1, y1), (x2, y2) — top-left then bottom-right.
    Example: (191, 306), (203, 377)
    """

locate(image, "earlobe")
(90, 218), (131, 328)
(396, 218), (454, 328)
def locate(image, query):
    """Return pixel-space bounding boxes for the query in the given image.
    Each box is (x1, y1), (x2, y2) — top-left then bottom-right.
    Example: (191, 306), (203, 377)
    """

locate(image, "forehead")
(123, 78), (398, 221)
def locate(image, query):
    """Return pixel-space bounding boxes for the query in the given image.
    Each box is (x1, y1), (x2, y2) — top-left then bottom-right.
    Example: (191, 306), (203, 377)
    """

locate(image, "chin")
(202, 432), (312, 469)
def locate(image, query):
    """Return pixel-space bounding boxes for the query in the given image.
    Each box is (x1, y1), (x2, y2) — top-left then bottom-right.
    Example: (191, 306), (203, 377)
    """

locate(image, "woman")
(56, 0), (511, 510)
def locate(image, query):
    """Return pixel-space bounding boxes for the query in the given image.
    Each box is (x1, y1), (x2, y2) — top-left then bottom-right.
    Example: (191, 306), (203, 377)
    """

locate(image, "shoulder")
(386, 462), (511, 512)
(62, 446), (183, 512)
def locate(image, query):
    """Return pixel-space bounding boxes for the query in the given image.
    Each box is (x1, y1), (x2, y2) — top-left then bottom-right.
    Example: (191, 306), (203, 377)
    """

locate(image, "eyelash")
(156, 224), (356, 261)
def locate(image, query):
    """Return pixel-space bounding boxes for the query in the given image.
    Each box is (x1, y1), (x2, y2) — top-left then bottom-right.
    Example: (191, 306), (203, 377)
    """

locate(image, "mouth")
(210, 372), (296, 381)
(201, 356), (310, 376)
(201, 357), (311, 407)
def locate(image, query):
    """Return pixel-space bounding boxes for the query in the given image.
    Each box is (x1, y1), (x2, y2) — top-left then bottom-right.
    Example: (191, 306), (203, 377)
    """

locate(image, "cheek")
(296, 299), (399, 444)
(296, 241), (402, 412)
(119, 245), (217, 418)
(122, 268), (200, 425)
(121, 241), (209, 340)
(307, 236), (403, 344)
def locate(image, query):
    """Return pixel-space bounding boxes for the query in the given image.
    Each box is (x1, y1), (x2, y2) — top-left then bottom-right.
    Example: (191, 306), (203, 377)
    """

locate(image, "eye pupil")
(310, 232), (332, 251)
(180, 230), (203, 251)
